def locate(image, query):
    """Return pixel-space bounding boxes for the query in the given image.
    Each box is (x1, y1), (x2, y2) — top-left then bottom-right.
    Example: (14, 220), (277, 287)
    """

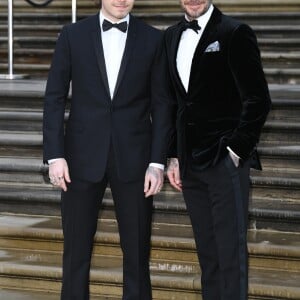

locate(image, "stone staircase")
(0, 0), (300, 299)
(0, 0), (300, 83)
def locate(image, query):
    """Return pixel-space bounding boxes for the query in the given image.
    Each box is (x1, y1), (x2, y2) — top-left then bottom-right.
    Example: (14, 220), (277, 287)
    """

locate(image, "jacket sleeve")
(150, 32), (177, 165)
(226, 24), (271, 161)
(43, 25), (71, 163)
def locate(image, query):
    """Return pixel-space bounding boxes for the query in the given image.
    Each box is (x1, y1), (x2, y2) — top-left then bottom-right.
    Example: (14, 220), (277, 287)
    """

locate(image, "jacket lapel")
(91, 14), (111, 100)
(169, 21), (188, 97)
(113, 14), (137, 99)
(192, 7), (222, 62)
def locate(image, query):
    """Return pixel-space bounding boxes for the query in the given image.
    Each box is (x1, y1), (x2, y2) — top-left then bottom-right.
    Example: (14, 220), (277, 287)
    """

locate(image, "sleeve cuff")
(227, 146), (240, 167)
(48, 158), (63, 165)
(149, 163), (165, 171)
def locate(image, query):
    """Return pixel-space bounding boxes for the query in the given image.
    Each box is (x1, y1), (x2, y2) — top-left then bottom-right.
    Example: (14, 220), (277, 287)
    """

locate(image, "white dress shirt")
(176, 5), (240, 166)
(100, 11), (128, 99)
(176, 4), (214, 92)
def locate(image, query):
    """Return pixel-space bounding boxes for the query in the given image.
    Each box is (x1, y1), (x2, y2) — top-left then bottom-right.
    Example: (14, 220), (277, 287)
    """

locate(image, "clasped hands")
(48, 159), (164, 197)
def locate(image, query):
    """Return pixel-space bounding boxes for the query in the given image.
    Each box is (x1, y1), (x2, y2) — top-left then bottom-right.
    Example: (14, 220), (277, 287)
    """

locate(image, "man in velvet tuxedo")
(165, 0), (271, 299)
(43, 0), (172, 299)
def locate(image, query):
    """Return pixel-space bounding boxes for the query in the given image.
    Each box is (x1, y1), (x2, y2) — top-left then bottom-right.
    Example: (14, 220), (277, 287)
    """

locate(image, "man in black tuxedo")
(164, 0), (271, 299)
(43, 0), (172, 299)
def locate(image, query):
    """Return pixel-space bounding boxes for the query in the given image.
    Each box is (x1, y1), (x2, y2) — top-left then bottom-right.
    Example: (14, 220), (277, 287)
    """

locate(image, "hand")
(144, 166), (164, 198)
(48, 158), (71, 192)
(167, 158), (182, 191)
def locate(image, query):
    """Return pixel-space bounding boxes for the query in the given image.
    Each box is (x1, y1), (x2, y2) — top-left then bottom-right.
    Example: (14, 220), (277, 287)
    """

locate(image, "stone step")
(1, 63), (300, 83)
(0, 115), (298, 144)
(0, 169), (299, 232)
(0, 245), (300, 287)
(1, 213), (299, 271)
(264, 68), (300, 85)
(2, 262), (299, 300)
(269, 98), (300, 121)
(1, 48), (300, 71)
(1, 97), (300, 131)
(2, 12), (300, 27)
(260, 120), (300, 142)
(1, 36), (299, 51)
(1, 23), (300, 38)
(0, 128), (299, 161)
(0, 81), (298, 108)
(5, 63), (300, 84)
(1, 35), (299, 50)
(0, 139), (298, 169)
(1, 0), (300, 13)
(0, 288), (117, 300)
(0, 213), (299, 299)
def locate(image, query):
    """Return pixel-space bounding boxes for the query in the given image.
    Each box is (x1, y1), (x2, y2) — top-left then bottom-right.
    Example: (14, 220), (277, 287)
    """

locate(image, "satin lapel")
(113, 15), (137, 99)
(91, 14), (111, 100)
(192, 7), (222, 61)
(171, 24), (188, 97)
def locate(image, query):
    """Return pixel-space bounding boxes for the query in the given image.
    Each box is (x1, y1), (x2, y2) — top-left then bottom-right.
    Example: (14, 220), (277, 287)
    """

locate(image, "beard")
(181, 0), (211, 19)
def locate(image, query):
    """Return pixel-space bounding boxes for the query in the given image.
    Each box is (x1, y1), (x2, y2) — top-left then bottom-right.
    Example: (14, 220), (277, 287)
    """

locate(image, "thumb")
(144, 173), (150, 193)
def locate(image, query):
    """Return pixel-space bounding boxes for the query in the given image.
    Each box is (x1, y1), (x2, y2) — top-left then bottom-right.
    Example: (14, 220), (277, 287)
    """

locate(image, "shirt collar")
(185, 4), (214, 31)
(99, 10), (130, 32)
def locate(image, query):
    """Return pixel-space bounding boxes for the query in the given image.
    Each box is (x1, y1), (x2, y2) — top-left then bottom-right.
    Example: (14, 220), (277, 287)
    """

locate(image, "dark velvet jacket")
(164, 6), (271, 173)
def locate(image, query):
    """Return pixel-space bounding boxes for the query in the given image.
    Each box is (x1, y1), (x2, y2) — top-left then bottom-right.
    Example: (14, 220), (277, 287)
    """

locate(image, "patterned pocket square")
(205, 41), (220, 52)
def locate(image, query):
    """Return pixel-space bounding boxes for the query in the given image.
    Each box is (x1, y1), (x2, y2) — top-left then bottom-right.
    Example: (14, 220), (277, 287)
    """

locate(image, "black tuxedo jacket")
(43, 14), (172, 182)
(164, 7), (271, 173)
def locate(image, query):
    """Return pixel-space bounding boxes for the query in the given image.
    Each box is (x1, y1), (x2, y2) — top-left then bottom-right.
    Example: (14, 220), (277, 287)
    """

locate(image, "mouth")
(184, 1), (204, 6)
(114, 4), (128, 8)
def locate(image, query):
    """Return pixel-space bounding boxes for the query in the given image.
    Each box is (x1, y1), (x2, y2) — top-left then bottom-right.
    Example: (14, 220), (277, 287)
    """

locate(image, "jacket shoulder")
(131, 15), (163, 46)
(61, 14), (98, 34)
(218, 12), (254, 36)
(165, 21), (181, 35)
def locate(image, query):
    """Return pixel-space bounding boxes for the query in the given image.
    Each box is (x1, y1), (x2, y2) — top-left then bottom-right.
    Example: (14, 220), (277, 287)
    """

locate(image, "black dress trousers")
(60, 146), (153, 300)
(182, 154), (250, 300)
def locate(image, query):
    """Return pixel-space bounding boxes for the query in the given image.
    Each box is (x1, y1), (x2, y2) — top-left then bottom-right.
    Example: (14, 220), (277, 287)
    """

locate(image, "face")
(180, 0), (212, 20)
(101, 0), (134, 22)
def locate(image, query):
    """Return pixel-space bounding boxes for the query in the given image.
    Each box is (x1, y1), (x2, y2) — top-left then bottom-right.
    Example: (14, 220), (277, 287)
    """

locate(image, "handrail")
(24, 0), (77, 23)
(0, 0), (29, 79)
(0, 0), (77, 80)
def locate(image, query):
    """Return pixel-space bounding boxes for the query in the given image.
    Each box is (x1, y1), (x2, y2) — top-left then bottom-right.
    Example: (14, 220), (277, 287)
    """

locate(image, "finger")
(64, 167), (71, 183)
(145, 177), (157, 197)
(61, 179), (67, 192)
(155, 177), (163, 194)
(171, 181), (182, 191)
(167, 171), (182, 191)
(144, 174), (150, 193)
(167, 170), (176, 186)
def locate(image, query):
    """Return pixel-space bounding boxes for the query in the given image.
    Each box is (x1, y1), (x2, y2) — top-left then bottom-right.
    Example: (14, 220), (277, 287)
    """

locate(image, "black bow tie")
(102, 19), (128, 33)
(182, 19), (201, 33)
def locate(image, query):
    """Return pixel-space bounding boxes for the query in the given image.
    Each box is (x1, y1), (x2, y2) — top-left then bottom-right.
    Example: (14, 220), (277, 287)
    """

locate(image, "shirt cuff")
(226, 146), (240, 167)
(149, 163), (164, 171)
(48, 158), (63, 165)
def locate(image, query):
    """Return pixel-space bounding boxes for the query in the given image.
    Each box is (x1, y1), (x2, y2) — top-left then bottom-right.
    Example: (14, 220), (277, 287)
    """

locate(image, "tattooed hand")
(144, 166), (164, 198)
(167, 158), (182, 191)
(48, 158), (71, 192)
